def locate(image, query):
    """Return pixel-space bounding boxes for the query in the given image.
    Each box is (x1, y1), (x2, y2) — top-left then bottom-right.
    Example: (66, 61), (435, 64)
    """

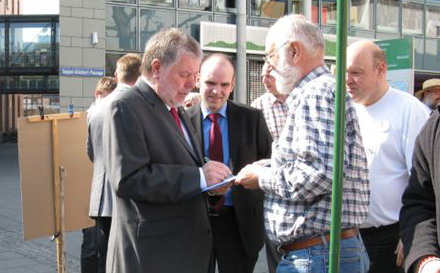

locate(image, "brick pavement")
(0, 142), (269, 273)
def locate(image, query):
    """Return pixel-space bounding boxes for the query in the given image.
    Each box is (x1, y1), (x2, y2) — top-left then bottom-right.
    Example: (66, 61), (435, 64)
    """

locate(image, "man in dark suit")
(400, 107), (440, 273)
(187, 53), (272, 273)
(84, 53), (141, 273)
(102, 28), (232, 273)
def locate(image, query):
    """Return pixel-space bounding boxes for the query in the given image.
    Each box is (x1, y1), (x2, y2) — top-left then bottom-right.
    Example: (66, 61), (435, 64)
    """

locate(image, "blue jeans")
(276, 235), (369, 273)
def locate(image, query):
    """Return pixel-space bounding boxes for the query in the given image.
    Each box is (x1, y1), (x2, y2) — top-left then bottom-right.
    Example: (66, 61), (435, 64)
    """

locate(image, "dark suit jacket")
(103, 79), (211, 273)
(187, 100), (272, 257)
(400, 108), (440, 273)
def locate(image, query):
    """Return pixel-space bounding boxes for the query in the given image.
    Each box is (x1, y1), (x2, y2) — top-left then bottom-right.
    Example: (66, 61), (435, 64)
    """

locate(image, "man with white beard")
(235, 15), (370, 273)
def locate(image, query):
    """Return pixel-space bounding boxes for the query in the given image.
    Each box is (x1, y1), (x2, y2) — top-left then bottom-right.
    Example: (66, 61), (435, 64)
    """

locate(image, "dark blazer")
(400, 108), (440, 273)
(187, 100), (272, 257)
(103, 79), (211, 273)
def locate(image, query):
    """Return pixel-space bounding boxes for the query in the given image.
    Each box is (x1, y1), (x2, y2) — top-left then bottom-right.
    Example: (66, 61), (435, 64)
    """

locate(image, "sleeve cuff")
(199, 168), (207, 189)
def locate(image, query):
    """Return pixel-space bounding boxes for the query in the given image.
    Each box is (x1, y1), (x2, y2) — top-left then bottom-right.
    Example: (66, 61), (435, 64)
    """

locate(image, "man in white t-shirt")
(346, 40), (430, 273)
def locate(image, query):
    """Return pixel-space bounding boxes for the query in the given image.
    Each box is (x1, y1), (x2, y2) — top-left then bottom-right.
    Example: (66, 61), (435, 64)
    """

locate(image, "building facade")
(1, 0), (440, 137)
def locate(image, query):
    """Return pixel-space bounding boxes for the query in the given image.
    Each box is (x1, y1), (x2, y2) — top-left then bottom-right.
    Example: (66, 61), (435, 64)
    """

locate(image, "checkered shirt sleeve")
(259, 66), (370, 244)
(251, 93), (289, 142)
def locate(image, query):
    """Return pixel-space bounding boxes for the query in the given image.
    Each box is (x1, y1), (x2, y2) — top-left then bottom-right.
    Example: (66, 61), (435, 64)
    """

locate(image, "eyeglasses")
(263, 40), (290, 64)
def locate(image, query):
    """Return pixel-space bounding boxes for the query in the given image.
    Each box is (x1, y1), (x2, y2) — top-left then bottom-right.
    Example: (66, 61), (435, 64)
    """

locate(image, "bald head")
(346, 41), (389, 106)
(198, 53), (235, 113)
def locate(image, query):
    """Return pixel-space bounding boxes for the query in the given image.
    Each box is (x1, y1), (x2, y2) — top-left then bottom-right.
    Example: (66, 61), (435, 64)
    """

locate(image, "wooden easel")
(27, 112), (82, 273)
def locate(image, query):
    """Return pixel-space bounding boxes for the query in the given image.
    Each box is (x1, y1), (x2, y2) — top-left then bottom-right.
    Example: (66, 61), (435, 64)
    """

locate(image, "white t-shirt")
(355, 87), (430, 228)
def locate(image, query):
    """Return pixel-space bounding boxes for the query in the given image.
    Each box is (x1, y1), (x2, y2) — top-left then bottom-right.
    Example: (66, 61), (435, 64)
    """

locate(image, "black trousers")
(265, 234), (281, 273)
(208, 207), (258, 273)
(360, 222), (404, 273)
(81, 217), (111, 273)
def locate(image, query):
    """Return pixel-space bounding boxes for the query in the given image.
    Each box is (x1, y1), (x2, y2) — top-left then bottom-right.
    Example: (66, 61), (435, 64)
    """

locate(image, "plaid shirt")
(251, 93), (289, 142)
(259, 66), (369, 244)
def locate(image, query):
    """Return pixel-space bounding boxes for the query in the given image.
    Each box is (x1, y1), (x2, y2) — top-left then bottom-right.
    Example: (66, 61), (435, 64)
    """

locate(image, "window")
(106, 6), (137, 51)
(216, 0), (236, 13)
(322, 0), (337, 25)
(426, 5), (440, 38)
(107, 0), (136, 3)
(377, 0), (399, 32)
(179, 0), (211, 11)
(140, 9), (175, 49)
(178, 12), (212, 40)
(140, 0), (173, 6)
(351, 0), (373, 29)
(0, 23), (4, 67)
(402, 2), (423, 35)
(9, 22), (53, 67)
(251, 0), (286, 19)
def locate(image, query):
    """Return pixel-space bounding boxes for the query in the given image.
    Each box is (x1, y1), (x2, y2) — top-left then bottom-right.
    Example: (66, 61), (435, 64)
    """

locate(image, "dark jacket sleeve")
(400, 110), (440, 273)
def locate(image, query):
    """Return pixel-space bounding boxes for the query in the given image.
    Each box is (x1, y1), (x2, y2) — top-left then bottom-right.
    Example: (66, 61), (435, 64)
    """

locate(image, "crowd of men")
(81, 13), (440, 273)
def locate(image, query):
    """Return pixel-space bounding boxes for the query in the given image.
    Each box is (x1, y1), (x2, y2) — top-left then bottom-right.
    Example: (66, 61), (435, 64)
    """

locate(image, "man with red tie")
(187, 53), (273, 273)
(103, 29), (232, 273)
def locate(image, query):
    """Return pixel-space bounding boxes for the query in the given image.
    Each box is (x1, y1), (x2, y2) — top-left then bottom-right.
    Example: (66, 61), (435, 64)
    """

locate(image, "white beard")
(269, 53), (300, 95)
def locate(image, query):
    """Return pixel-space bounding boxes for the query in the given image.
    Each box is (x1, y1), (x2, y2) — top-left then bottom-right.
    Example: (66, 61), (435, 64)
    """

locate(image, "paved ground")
(0, 142), (269, 273)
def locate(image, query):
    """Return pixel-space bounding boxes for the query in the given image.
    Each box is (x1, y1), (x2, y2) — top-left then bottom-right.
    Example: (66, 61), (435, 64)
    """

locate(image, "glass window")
(48, 75), (59, 90)
(402, 2), (423, 34)
(106, 53), (125, 76)
(350, 0), (373, 29)
(0, 23), (4, 67)
(140, 9), (175, 49)
(107, 0), (136, 3)
(106, 6), (137, 51)
(425, 38), (440, 71)
(249, 18), (276, 28)
(178, 12), (212, 40)
(140, 0), (173, 6)
(426, 5), (440, 38)
(179, 0), (211, 11)
(9, 22), (53, 68)
(310, 0), (319, 23)
(375, 32), (400, 40)
(214, 15), (236, 24)
(377, 0), (399, 32)
(322, 0), (337, 25)
(251, 0), (286, 18)
(216, 0), (236, 13)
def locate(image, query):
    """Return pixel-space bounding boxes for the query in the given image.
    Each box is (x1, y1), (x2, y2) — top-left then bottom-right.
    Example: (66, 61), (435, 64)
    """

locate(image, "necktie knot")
(169, 107), (183, 134)
(208, 113), (221, 122)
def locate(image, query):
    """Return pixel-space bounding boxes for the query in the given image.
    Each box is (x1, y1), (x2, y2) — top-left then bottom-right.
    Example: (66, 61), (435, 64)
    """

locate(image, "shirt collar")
(116, 82), (131, 90)
(287, 65), (330, 103)
(201, 102), (228, 120)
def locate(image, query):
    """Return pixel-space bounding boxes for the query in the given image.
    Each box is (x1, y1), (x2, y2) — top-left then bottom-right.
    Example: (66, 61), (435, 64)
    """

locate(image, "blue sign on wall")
(59, 67), (105, 77)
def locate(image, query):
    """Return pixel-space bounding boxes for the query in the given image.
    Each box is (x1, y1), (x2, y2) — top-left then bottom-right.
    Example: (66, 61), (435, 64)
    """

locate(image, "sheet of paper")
(202, 175), (237, 192)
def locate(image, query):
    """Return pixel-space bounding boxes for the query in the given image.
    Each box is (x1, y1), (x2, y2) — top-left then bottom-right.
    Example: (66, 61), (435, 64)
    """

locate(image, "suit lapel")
(178, 107), (203, 164)
(227, 101), (240, 172)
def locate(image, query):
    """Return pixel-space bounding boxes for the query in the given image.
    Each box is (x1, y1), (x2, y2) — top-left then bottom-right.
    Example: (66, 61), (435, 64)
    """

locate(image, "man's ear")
(150, 59), (162, 78)
(288, 41), (301, 66)
(196, 73), (201, 88)
(377, 61), (387, 76)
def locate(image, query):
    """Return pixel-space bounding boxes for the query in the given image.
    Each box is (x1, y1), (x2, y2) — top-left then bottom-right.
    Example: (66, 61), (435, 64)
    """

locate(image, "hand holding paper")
(202, 160), (232, 190)
(234, 163), (262, 190)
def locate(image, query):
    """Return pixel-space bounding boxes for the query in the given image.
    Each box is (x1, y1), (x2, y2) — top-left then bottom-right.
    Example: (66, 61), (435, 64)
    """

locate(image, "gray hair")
(142, 28), (202, 73)
(266, 15), (325, 57)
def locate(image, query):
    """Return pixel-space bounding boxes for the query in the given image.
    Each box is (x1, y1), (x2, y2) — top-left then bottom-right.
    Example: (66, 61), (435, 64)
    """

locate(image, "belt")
(280, 228), (359, 252)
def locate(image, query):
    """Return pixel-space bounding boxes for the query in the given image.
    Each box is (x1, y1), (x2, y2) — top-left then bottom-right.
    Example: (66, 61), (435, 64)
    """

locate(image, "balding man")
(235, 15), (370, 273)
(187, 53), (272, 273)
(346, 40), (430, 273)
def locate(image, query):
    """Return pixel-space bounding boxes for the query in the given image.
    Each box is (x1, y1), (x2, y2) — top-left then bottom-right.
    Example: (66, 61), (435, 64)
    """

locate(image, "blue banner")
(59, 67), (105, 77)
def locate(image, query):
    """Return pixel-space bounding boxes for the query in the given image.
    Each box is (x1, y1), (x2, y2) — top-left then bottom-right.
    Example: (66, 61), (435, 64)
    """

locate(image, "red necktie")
(170, 107), (183, 135)
(208, 113), (223, 162)
(208, 113), (225, 212)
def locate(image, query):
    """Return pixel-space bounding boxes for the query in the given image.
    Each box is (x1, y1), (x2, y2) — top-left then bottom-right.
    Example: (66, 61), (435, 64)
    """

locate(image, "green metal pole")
(328, 0), (349, 273)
